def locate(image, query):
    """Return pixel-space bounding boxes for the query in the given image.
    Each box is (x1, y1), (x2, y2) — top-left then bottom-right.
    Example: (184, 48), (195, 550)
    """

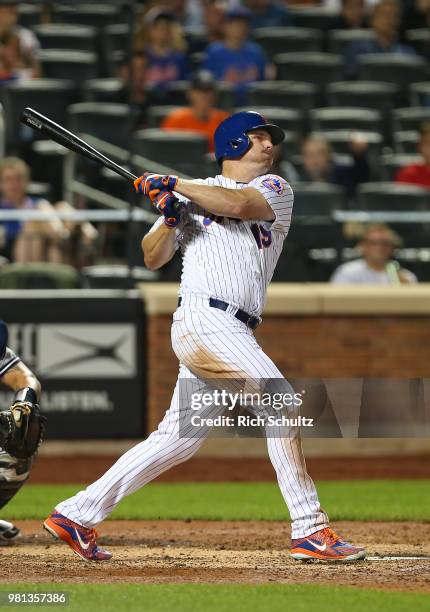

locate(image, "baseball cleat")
(43, 510), (112, 561)
(290, 527), (366, 562)
(0, 519), (20, 545)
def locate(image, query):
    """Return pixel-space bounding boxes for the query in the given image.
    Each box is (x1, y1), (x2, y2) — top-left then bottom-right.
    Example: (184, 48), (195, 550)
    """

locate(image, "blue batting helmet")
(214, 111), (285, 164)
(0, 320), (8, 360)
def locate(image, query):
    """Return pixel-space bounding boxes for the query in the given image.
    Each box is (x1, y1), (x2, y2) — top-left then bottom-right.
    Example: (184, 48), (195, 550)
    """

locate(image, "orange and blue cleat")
(43, 510), (112, 561)
(291, 527), (366, 562)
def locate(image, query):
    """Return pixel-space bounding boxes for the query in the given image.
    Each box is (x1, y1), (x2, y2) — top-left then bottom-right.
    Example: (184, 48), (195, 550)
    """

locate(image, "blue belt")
(177, 297), (260, 330)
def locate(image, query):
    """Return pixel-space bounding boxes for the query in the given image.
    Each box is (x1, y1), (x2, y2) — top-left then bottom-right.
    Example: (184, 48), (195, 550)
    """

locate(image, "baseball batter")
(44, 111), (366, 562)
(0, 320), (45, 544)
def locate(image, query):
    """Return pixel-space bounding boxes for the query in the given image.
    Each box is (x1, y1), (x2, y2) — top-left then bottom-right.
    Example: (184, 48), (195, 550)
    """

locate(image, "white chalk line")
(367, 556), (430, 561)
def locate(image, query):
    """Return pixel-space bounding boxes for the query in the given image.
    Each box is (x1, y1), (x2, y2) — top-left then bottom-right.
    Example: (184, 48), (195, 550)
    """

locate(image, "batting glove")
(153, 191), (183, 228)
(133, 173), (178, 201)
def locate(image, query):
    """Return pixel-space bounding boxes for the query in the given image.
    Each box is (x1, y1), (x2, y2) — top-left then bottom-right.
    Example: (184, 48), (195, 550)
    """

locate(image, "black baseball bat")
(20, 107), (138, 182)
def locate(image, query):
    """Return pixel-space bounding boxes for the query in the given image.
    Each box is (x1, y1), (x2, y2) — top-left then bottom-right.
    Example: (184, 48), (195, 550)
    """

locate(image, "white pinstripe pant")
(57, 296), (329, 539)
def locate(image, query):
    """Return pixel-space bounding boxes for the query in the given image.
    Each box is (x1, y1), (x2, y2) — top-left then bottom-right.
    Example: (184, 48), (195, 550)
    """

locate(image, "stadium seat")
(248, 81), (318, 111)
(147, 106), (183, 128)
(183, 26), (208, 54)
(0, 263), (79, 289)
(26, 182), (53, 202)
(236, 106), (306, 135)
(102, 23), (131, 56)
(409, 82), (430, 107)
(392, 108), (430, 133)
(286, 183), (346, 249)
(328, 29), (375, 55)
(253, 27), (322, 57)
(357, 55), (429, 94)
(81, 265), (159, 289)
(32, 24), (97, 52)
(327, 81), (400, 111)
(82, 79), (124, 103)
(52, 4), (121, 27)
(0, 79), (75, 148)
(274, 53), (343, 102)
(393, 130), (419, 154)
(163, 81), (191, 107)
(405, 29), (430, 57)
(39, 49), (98, 83)
(18, 3), (42, 27)
(131, 129), (208, 178)
(68, 102), (137, 147)
(31, 141), (68, 202)
(309, 107), (382, 134)
(380, 153), (423, 181)
(357, 182), (428, 211)
(289, 7), (337, 30)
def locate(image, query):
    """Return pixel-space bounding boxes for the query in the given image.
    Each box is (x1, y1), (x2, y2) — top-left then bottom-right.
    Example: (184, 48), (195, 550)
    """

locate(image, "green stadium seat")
(312, 129), (383, 162)
(310, 107), (382, 134)
(236, 106), (306, 135)
(0, 263), (79, 289)
(31, 142), (68, 202)
(32, 23), (97, 52)
(18, 3), (42, 27)
(393, 130), (419, 154)
(357, 55), (429, 93)
(274, 53), (343, 102)
(248, 81), (318, 111)
(68, 102), (137, 147)
(52, 4), (121, 27)
(328, 29), (375, 54)
(289, 7), (337, 30)
(163, 81), (190, 106)
(380, 153), (423, 181)
(392, 107), (430, 133)
(405, 29), (430, 57)
(82, 79), (124, 103)
(357, 182), (428, 211)
(131, 129), (208, 178)
(0, 79), (75, 148)
(81, 265), (159, 289)
(253, 27), (322, 58)
(327, 81), (400, 111)
(39, 49), (98, 83)
(409, 82), (430, 107)
(26, 182), (53, 202)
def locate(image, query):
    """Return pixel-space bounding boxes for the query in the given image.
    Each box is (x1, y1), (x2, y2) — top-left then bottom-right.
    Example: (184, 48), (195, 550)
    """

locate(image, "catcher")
(0, 320), (46, 544)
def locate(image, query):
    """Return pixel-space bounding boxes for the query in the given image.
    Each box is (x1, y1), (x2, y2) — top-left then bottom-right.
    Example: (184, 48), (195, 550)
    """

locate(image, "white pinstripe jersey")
(0, 348), (20, 378)
(149, 173), (294, 317)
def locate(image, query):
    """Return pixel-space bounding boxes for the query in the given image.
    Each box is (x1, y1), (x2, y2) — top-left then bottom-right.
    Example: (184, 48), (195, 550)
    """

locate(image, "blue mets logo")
(262, 176), (283, 195)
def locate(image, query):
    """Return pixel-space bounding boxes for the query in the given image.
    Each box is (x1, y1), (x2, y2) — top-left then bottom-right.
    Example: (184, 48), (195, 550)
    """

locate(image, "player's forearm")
(141, 223), (177, 270)
(2, 362), (41, 399)
(176, 179), (254, 219)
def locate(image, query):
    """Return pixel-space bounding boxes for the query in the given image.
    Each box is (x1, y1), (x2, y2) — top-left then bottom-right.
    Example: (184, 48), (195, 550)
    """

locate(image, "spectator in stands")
(331, 0), (368, 29)
(243, 0), (294, 28)
(343, 0), (416, 78)
(296, 135), (370, 200)
(0, 31), (39, 84)
(0, 3), (40, 58)
(331, 224), (417, 284)
(395, 122), (430, 190)
(0, 157), (97, 265)
(134, 7), (189, 88)
(161, 70), (228, 152)
(204, 0), (226, 42)
(203, 6), (269, 105)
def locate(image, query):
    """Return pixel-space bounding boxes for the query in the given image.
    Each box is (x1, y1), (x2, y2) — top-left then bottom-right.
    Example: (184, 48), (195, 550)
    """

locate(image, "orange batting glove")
(133, 173), (178, 201)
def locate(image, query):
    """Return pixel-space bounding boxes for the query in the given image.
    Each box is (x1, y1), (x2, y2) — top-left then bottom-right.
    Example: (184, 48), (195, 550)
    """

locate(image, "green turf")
(0, 584), (429, 612)
(2, 480), (429, 522)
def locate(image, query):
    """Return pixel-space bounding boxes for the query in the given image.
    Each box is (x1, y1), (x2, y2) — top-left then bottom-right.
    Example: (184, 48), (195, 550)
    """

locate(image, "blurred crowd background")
(0, 0), (430, 288)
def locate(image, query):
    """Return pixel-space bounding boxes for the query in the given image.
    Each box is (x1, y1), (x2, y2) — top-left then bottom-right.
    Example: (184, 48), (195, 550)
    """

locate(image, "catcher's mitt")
(1, 388), (46, 459)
